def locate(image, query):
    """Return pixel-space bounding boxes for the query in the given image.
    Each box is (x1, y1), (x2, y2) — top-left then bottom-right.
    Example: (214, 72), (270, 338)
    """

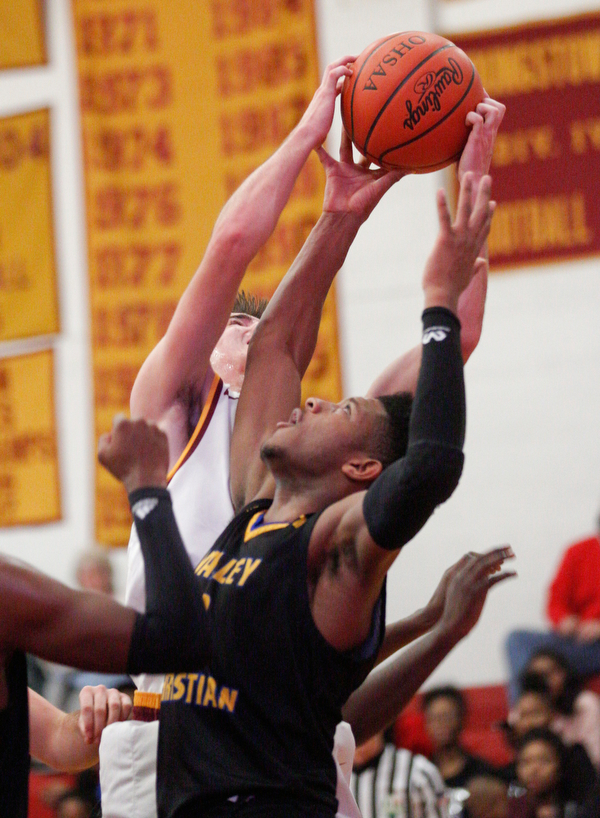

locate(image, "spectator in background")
(44, 549), (131, 711)
(500, 673), (596, 804)
(75, 549), (114, 595)
(422, 686), (498, 790)
(465, 776), (509, 818)
(507, 728), (586, 818)
(506, 516), (600, 704)
(524, 652), (600, 770)
(54, 790), (95, 818)
(349, 728), (447, 818)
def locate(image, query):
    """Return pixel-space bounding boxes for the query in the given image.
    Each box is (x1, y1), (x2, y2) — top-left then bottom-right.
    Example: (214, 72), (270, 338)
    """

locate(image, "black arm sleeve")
(126, 488), (210, 674)
(363, 307), (465, 550)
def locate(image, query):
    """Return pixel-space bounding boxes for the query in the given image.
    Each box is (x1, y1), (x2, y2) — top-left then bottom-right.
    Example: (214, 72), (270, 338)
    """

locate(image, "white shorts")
(99, 719), (159, 818)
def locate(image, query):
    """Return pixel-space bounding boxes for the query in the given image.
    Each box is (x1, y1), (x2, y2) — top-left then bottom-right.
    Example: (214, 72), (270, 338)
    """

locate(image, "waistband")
(132, 690), (161, 722)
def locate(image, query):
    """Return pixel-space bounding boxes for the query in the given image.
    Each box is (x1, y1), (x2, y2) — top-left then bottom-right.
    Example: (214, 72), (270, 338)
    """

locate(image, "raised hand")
(438, 547), (516, 641)
(98, 415), (169, 494)
(298, 56), (356, 148)
(459, 95), (506, 184)
(316, 128), (404, 222)
(422, 552), (478, 625)
(422, 172), (495, 313)
(78, 685), (133, 745)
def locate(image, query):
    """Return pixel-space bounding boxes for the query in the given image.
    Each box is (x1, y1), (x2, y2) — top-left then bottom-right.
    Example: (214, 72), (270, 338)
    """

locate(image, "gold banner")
(0, 350), (61, 527)
(0, 110), (59, 341)
(0, 0), (46, 69)
(73, 0), (340, 546)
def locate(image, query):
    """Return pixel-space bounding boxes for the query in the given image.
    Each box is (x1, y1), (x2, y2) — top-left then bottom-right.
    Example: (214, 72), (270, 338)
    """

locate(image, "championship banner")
(73, 0), (339, 545)
(0, 0), (46, 69)
(0, 109), (59, 340)
(0, 350), (61, 527)
(451, 13), (600, 269)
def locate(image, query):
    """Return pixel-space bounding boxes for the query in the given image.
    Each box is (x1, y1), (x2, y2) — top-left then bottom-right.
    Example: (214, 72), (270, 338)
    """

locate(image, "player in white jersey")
(95, 67), (504, 818)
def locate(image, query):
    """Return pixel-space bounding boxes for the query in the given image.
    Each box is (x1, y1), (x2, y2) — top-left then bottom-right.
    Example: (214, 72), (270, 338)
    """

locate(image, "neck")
(263, 472), (351, 523)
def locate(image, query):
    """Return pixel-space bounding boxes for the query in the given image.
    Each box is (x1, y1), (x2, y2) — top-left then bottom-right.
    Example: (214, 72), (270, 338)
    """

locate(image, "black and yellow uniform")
(125, 306), (466, 817)
(156, 499), (385, 818)
(0, 651), (29, 818)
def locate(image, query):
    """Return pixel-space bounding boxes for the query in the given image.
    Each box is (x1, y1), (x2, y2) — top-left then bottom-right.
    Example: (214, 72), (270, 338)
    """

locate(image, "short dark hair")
(371, 393), (413, 469)
(519, 671), (553, 704)
(233, 290), (268, 320)
(422, 685), (466, 721)
(517, 726), (567, 769)
(528, 648), (581, 714)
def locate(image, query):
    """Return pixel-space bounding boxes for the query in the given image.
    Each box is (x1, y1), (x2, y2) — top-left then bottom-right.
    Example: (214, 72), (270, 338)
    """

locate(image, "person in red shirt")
(506, 518), (600, 703)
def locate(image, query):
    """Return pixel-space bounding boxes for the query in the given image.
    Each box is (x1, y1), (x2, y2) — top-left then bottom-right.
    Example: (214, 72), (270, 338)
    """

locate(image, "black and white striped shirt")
(350, 745), (447, 818)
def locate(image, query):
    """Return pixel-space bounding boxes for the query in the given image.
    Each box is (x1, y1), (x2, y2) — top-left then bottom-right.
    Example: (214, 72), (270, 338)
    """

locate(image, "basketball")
(341, 32), (485, 173)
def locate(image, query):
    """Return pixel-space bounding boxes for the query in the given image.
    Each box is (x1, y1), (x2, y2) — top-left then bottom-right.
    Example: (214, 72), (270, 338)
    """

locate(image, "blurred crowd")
(351, 516), (600, 818)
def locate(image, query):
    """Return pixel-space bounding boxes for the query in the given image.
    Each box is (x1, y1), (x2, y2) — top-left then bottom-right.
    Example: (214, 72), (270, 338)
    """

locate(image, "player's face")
(262, 396), (387, 482)
(210, 314), (259, 391)
(517, 740), (560, 796)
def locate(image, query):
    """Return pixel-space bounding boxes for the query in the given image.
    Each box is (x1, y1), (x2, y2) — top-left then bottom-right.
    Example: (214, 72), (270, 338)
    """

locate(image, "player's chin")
(260, 438), (287, 464)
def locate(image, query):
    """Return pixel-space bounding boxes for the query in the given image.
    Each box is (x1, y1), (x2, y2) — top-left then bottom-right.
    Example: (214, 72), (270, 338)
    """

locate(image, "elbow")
(426, 445), (464, 506)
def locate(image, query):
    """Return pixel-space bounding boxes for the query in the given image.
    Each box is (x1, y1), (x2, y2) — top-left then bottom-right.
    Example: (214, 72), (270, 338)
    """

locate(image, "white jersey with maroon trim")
(125, 375), (238, 694)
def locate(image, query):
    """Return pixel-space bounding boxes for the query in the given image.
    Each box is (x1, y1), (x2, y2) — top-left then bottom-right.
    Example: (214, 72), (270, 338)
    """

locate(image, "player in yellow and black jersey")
(98, 168), (502, 818)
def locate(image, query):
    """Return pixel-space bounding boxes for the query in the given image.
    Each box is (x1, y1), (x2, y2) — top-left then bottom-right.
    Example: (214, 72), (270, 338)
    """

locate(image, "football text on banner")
(451, 13), (599, 270)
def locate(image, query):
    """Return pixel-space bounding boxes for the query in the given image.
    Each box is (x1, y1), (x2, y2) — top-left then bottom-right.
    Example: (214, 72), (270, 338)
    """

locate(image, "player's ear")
(341, 457), (383, 484)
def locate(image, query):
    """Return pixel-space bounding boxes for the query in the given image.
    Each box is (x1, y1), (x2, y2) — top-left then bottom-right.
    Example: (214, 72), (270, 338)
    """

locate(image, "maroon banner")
(451, 13), (600, 270)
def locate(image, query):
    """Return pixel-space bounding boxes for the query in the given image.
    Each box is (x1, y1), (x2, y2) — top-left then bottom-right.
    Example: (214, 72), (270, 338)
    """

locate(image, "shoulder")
(565, 536), (600, 559)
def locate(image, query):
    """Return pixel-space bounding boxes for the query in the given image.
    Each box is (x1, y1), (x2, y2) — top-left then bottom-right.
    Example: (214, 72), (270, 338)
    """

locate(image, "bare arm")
(366, 96), (505, 398)
(342, 548), (516, 744)
(230, 131), (403, 509)
(28, 686), (131, 771)
(0, 560), (136, 672)
(130, 57), (355, 428)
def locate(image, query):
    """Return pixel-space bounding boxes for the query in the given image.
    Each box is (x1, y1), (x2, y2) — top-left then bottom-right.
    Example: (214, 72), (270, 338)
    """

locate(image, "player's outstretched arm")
(230, 130), (403, 510)
(130, 57), (355, 430)
(98, 416), (211, 673)
(342, 548), (516, 745)
(29, 686), (131, 771)
(366, 97), (504, 398)
(308, 173), (496, 652)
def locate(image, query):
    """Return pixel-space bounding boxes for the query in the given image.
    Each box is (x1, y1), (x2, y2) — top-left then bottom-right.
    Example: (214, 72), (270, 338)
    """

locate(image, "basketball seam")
(379, 67), (476, 161)
(349, 32), (410, 144)
(363, 43), (454, 155)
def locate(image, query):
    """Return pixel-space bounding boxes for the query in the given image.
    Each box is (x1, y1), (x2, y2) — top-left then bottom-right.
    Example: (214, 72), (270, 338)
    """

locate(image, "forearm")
(44, 712), (98, 772)
(342, 624), (458, 745)
(127, 488), (210, 674)
(363, 308), (465, 551)
(29, 691), (98, 772)
(256, 210), (361, 373)
(375, 607), (438, 666)
(213, 122), (318, 261)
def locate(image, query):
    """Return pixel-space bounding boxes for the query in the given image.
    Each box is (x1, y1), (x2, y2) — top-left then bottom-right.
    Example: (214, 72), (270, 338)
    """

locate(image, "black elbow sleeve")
(363, 442), (464, 551)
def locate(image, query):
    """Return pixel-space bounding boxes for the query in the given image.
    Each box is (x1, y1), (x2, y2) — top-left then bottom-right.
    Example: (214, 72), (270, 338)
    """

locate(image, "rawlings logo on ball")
(403, 58), (464, 131)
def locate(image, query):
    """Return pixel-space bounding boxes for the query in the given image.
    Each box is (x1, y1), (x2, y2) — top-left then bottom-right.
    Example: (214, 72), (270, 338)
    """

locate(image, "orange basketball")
(341, 32), (484, 173)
